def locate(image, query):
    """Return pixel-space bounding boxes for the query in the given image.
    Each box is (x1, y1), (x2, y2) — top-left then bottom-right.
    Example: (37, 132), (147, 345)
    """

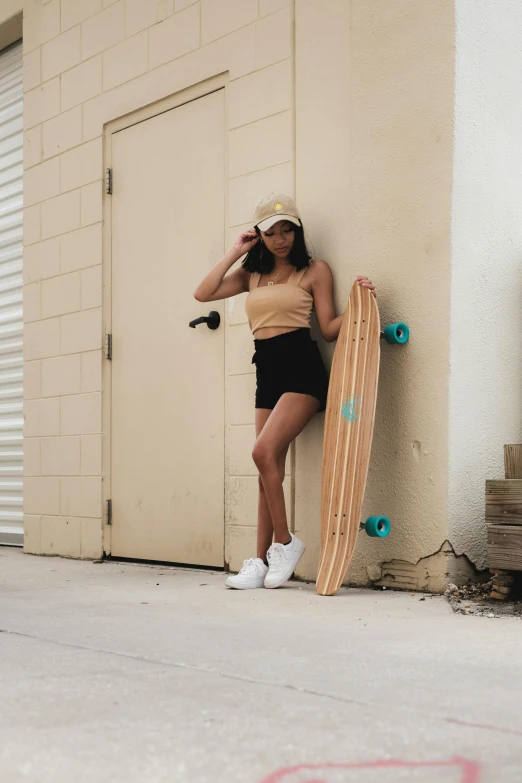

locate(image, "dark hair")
(241, 222), (312, 275)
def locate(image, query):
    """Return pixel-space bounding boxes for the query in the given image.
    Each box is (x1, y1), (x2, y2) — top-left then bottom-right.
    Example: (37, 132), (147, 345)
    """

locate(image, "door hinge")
(105, 333), (112, 360)
(106, 499), (112, 525)
(105, 168), (112, 195)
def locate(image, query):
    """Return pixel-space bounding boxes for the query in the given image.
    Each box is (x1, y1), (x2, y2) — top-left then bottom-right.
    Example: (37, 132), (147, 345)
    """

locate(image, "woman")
(194, 193), (375, 590)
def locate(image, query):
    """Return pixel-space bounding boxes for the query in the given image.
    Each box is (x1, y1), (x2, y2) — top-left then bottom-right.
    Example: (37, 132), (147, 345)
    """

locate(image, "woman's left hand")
(356, 275), (376, 298)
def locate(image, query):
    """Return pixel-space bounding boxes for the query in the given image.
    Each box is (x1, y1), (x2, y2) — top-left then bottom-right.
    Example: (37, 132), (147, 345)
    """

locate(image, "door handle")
(189, 311), (220, 330)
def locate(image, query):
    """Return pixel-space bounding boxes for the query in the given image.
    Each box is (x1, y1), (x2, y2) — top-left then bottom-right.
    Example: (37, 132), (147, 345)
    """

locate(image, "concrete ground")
(1, 548), (522, 783)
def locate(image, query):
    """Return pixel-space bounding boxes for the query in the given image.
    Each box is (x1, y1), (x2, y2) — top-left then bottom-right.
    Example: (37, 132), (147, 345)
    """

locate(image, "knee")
(252, 440), (276, 472)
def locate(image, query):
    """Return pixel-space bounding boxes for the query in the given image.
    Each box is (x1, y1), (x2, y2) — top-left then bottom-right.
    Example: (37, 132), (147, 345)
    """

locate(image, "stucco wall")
(449, 0), (522, 570)
(294, 0), (455, 589)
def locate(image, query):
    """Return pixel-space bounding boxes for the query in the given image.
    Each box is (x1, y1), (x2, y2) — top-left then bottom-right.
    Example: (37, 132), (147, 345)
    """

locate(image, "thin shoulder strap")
(286, 266), (305, 284)
(293, 266), (309, 285)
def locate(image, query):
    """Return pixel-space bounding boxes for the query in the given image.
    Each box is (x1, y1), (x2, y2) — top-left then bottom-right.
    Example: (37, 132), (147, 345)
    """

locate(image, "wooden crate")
(485, 479), (522, 525)
(488, 525), (522, 571)
(504, 445), (522, 479)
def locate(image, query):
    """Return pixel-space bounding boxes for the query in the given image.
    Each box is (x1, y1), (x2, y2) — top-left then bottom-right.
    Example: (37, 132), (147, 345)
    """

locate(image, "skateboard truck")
(360, 327), (406, 539)
(380, 322), (409, 344)
(365, 326), (405, 539)
(359, 516), (391, 537)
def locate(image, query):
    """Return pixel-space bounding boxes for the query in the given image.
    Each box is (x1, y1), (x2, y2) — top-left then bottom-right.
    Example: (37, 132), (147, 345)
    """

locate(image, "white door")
(110, 90), (225, 566)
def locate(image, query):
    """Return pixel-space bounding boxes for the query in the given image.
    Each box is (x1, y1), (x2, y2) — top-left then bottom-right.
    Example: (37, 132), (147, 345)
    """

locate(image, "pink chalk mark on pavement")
(445, 717), (522, 737)
(259, 756), (480, 783)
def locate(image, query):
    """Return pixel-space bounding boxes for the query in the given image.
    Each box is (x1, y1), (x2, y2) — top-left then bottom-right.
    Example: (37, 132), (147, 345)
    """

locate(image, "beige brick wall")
(21, 0), (295, 562)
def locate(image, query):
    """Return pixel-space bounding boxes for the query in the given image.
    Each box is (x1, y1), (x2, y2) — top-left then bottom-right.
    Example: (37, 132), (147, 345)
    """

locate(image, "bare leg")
(255, 409), (288, 561)
(253, 393), (319, 546)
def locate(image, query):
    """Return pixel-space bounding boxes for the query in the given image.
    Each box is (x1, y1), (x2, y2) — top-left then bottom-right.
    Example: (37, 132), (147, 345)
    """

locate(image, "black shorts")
(252, 328), (329, 412)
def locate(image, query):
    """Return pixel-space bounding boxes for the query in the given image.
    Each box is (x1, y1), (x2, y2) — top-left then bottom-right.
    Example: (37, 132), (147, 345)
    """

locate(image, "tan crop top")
(245, 265), (314, 334)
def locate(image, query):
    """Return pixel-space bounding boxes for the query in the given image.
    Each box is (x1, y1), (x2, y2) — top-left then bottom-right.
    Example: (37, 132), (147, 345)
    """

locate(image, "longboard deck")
(317, 283), (381, 596)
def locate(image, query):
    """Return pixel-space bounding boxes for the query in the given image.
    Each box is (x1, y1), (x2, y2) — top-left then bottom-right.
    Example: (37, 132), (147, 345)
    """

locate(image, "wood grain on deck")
(317, 284), (380, 596)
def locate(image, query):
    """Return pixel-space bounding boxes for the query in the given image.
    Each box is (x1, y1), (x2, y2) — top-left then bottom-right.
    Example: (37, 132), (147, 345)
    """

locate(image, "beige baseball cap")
(253, 193), (302, 231)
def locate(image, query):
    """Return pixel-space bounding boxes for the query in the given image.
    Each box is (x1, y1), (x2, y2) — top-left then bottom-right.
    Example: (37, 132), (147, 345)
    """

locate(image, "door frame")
(102, 74), (229, 556)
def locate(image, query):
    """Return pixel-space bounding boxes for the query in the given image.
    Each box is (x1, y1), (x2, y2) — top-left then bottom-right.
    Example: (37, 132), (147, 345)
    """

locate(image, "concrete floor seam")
(3, 626), (517, 742)
(2, 627), (369, 708)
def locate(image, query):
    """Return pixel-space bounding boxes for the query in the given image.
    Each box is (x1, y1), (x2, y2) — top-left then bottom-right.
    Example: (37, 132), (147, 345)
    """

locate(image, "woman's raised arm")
(193, 231), (259, 302)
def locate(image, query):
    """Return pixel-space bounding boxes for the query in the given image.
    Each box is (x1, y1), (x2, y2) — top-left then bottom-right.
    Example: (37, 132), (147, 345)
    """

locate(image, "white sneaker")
(264, 533), (305, 589)
(225, 558), (268, 590)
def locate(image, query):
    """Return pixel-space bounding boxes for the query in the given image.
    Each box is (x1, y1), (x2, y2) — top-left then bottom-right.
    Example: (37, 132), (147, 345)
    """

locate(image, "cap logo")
(273, 201), (284, 211)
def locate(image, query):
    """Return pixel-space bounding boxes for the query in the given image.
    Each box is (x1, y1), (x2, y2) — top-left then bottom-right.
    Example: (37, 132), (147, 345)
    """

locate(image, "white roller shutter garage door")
(0, 41), (23, 546)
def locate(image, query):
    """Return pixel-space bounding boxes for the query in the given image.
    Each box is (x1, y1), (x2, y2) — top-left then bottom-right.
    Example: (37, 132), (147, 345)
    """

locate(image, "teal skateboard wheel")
(364, 516), (391, 537)
(382, 322), (409, 344)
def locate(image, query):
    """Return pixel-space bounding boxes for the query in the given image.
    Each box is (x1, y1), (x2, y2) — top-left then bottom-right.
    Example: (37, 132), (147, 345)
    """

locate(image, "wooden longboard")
(316, 282), (381, 596)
